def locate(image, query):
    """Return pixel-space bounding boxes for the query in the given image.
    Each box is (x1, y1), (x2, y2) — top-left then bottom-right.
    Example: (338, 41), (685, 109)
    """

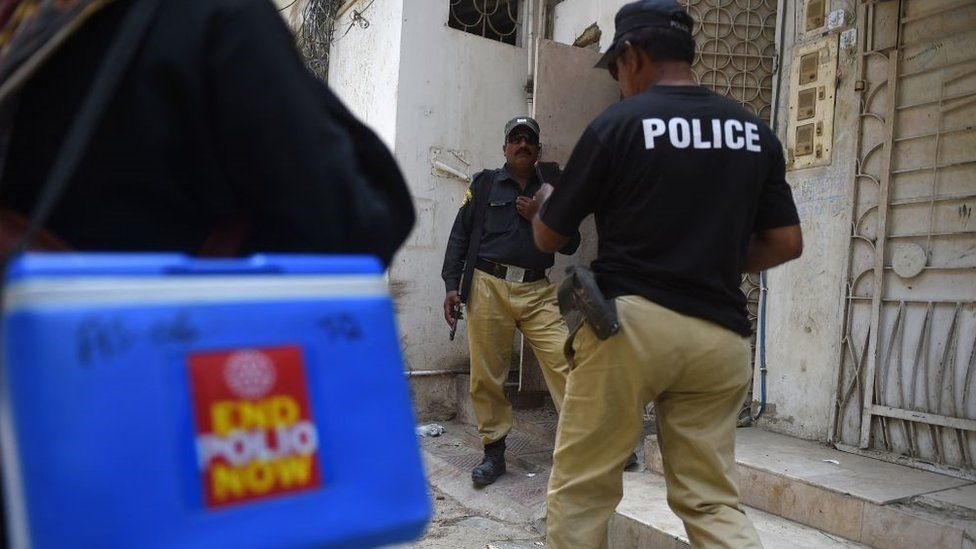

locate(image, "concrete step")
(644, 428), (976, 548)
(610, 472), (869, 548)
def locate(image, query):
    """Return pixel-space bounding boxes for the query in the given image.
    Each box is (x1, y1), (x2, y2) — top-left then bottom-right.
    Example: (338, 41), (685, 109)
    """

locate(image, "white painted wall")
(552, 0), (629, 50)
(389, 2), (531, 417)
(327, 0), (404, 149)
(326, 0), (580, 418)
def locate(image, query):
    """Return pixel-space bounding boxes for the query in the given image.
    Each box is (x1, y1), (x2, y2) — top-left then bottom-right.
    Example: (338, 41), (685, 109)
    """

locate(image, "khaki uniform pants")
(467, 268), (570, 446)
(546, 296), (761, 549)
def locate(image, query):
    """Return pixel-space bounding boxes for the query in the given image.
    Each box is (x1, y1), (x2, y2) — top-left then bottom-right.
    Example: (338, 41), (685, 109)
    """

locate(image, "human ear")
(623, 41), (641, 72)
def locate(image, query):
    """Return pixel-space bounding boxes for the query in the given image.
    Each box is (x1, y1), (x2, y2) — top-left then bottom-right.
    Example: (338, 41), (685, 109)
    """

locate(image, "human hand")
(534, 183), (554, 207)
(516, 196), (539, 220)
(443, 291), (461, 326)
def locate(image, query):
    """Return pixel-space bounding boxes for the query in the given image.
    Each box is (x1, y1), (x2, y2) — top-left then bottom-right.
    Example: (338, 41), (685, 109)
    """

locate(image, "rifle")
(448, 302), (463, 341)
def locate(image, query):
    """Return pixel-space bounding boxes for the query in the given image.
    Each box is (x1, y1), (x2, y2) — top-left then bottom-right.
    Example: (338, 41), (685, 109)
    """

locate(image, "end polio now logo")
(187, 346), (322, 508)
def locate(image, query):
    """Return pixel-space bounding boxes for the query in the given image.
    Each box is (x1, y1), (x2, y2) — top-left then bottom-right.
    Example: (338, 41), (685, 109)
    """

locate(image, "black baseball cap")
(594, 0), (694, 69)
(504, 116), (540, 139)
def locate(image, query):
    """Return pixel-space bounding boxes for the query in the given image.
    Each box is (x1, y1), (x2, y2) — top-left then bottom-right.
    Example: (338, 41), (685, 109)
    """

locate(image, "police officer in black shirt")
(442, 117), (579, 486)
(532, 1), (802, 546)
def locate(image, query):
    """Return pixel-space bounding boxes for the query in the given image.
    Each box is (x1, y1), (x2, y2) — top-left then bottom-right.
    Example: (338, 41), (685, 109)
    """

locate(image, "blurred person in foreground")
(531, 1), (803, 547)
(0, 1), (414, 543)
(0, 0), (413, 262)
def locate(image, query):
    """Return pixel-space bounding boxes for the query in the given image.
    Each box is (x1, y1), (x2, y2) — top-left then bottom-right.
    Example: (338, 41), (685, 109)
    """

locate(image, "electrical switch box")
(787, 36), (837, 169)
(795, 124), (815, 156)
(800, 52), (820, 85)
(797, 88), (817, 120)
(805, 0), (826, 34)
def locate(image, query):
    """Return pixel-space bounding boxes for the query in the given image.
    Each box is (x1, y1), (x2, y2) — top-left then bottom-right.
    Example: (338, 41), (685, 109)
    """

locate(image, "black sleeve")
(318, 83), (416, 266)
(753, 139), (801, 233)
(206, 0), (414, 265)
(539, 127), (611, 237)
(559, 229), (581, 255)
(441, 180), (478, 293)
(536, 162), (580, 255)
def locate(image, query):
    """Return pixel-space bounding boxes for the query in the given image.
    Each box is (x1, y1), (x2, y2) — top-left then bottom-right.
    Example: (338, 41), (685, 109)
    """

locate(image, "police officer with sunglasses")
(441, 117), (580, 487)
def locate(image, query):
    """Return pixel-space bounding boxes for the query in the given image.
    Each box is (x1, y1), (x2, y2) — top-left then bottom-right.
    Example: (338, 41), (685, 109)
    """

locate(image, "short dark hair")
(614, 26), (696, 65)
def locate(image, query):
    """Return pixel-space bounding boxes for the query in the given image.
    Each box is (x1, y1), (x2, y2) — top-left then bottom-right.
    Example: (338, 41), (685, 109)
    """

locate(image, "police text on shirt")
(642, 118), (762, 152)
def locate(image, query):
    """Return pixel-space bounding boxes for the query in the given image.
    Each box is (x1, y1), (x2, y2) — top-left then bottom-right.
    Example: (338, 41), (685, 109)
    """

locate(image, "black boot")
(471, 437), (506, 486)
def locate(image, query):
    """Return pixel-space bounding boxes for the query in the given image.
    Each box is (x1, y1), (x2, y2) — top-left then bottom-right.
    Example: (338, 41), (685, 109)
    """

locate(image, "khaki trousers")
(467, 268), (569, 446)
(546, 296), (761, 549)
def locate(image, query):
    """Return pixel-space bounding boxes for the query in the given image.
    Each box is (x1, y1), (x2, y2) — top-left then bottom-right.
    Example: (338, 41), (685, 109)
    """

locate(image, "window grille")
(681, 0), (778, 123)
(449, 0), (522, 46)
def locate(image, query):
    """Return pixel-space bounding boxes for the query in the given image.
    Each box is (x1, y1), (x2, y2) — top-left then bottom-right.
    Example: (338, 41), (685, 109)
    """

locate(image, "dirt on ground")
(410, 485), (544, 549)
(407, 408), (653, 548)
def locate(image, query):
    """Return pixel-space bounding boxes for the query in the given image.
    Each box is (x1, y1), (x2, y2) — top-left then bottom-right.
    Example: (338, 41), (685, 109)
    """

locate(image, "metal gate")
(680, 0), (780, 422)
(830, 0), (976, 478)
(682, 0), (778, 124)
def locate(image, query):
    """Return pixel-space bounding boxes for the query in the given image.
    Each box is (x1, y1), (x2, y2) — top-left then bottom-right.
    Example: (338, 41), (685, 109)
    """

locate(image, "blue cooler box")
(1, 254), (430, 548)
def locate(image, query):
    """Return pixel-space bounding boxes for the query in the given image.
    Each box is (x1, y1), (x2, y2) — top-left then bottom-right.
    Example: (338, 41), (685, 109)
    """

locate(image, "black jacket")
(0, 0), (413, 266)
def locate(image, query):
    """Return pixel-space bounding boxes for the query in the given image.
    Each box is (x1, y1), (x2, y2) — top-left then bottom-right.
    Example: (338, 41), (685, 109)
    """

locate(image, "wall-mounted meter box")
(804, 0), (827, 37)
(787, 36), (838, 170)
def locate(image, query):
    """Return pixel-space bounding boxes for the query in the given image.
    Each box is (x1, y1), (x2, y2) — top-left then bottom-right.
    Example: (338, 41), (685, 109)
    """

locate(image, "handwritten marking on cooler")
(76, 315), (135, 366)
(316, 313), (362, 341)
(187, 345), (322, 508)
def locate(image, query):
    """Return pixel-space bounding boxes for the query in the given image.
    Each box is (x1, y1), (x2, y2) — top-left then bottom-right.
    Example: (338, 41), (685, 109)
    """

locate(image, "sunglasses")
(507, 133), (539, 145)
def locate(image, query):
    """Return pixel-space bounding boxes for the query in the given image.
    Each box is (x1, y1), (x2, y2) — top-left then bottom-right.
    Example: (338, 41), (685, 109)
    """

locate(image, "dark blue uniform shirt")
(442, 166), (581, 293)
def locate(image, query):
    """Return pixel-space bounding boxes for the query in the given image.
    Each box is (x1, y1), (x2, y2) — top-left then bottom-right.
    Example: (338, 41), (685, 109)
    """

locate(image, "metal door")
(830, 0), (976, 478)
(516, 38), (619, 392)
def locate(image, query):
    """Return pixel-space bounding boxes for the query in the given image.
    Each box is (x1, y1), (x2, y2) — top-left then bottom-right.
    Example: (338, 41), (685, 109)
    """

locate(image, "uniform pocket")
(484, 201), (515, 233)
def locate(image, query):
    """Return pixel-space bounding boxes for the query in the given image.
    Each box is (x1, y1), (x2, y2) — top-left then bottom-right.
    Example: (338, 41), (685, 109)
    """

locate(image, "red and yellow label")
(187, 346), (322, 508)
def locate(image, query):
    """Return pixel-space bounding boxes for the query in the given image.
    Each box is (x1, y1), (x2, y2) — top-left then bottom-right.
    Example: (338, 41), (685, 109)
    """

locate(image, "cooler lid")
(5, 254), (383, 282)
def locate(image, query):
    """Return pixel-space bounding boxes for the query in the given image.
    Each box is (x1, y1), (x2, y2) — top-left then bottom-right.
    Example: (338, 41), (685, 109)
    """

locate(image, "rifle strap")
(459, 170), (493, 303)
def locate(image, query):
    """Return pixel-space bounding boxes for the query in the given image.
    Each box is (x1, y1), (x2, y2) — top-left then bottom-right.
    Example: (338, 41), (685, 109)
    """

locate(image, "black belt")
(476, 259), (546, 283)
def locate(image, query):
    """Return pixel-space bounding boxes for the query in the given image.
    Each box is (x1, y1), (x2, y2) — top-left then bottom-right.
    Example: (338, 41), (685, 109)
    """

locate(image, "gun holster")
(557, 265), (620, 369)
